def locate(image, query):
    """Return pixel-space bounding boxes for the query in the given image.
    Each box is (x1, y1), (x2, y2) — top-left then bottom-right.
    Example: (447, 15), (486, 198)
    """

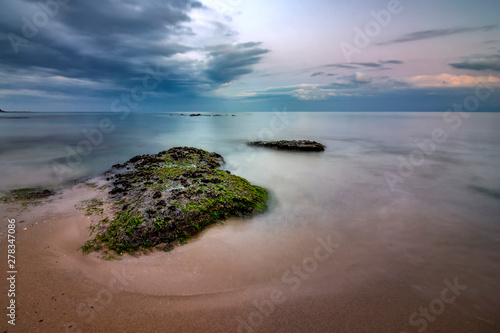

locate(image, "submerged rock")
(248, 140), (326, 152)
(0, 188), (56, 203)
(82, 147), (268, 255)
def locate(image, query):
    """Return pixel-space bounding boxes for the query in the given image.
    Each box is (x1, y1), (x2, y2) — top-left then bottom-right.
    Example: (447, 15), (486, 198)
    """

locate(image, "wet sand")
(1, 182), (499, 333)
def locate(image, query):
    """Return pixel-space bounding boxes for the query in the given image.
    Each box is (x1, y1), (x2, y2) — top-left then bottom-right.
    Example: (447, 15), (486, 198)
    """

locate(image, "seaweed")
(82, 147), (269, 255)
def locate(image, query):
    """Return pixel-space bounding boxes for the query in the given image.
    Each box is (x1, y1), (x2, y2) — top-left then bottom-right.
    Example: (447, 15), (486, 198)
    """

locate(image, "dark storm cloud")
(450, 54), (500, 71)
(0, 0), (197, 90)
(0, 0), (267, 98)
(58, 0), (197, 36)
(376, 25), (496, 46)
(204, 43), (270, 84)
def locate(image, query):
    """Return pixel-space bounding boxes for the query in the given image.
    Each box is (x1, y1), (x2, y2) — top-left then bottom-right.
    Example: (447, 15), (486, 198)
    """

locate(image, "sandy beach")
(1, 179), (498, 333)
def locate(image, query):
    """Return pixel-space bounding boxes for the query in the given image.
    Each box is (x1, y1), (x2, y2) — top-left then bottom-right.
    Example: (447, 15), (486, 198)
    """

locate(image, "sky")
(1, 0), (500, 112)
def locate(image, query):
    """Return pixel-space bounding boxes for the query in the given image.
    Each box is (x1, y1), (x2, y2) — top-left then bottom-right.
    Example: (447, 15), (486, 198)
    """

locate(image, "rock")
(82, 147), (268, 255)
(248, 140), (326, 152)
(170, 113), (235, 117)
(0, 188), (56, 203)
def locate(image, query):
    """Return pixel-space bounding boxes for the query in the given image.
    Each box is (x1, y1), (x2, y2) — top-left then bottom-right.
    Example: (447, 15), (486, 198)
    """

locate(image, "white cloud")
(292, 85), (335, 101)
(351, 72), (372, 84)
(200, 0), (244, 16)
(235, 83), (338, 101)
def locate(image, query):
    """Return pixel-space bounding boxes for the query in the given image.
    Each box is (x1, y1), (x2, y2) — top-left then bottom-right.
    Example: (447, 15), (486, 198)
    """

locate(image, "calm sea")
(1, 111), (499, 326)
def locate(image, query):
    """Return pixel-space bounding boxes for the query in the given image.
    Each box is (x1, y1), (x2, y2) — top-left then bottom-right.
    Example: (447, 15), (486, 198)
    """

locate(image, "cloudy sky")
(1, 0), (499, 112)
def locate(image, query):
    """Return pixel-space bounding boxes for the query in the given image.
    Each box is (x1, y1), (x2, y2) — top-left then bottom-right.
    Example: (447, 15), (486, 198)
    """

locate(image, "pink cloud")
(406, 73), (500, 88)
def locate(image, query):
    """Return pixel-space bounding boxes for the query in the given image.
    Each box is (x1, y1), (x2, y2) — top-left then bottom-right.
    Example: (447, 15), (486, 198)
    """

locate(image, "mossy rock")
(0, 188), (55, 203)
(82, 147), (269, 255)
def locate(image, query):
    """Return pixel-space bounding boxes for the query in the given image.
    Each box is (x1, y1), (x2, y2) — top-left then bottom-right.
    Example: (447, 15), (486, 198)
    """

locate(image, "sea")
(1, 111), (499, 329)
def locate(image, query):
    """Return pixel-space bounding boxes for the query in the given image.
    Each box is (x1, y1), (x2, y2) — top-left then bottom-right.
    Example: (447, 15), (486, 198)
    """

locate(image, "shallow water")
(1, 111), (500, 328)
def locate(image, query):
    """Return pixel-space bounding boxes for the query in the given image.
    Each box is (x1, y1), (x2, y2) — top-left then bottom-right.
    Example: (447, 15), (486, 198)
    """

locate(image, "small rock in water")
(248, 140), (326, 152)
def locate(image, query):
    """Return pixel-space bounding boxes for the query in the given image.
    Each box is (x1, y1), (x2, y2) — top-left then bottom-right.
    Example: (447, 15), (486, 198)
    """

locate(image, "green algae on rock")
(0, 188), (56, 203)
(0, 187), (57, 212)
(82, 147), (269, 255)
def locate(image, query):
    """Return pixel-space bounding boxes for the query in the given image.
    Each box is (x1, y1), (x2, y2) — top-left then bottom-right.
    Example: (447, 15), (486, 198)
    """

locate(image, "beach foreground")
(1, 180), (498, 333)
(1, 112), (500, 332)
